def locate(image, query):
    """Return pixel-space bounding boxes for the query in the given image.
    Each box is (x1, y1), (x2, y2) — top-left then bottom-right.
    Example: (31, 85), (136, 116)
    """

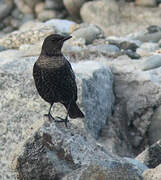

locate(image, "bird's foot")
(44, 113), (55, 121)
(55, 116), (69, 127)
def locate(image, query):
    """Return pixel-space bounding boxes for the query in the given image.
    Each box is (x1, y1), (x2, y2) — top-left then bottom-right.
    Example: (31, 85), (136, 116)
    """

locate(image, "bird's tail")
(63, 102), (84, 119)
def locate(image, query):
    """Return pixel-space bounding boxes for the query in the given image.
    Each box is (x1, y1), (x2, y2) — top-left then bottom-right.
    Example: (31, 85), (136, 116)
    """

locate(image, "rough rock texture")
(73, 61), (115, 138)
(143, 164), (161, 180)
(62, 164), (143, 180)
(0, 25), (56, 49)
(12, 120), (144, 180)
(102, 57), (161, 155)
(0, 50), (114, 179)
(136, 140), (161, 168)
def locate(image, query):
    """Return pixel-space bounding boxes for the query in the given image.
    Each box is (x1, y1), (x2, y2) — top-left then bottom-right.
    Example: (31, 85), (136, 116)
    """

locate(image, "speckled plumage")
(33, 34), (84, 125)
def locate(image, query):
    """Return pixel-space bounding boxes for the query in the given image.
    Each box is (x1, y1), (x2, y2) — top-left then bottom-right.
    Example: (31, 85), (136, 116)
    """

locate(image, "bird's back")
(33, 54), (77, 104)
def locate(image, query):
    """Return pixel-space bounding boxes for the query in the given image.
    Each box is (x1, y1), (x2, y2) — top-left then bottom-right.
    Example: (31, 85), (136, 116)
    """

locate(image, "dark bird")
(33, 34), (84, 127)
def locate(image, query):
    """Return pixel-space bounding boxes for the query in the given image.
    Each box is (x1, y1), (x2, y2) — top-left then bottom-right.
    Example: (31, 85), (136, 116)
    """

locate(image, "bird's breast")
(36, 56), (65, 70)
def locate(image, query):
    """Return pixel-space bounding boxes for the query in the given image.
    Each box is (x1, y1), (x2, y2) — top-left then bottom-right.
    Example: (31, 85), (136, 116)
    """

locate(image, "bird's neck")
(41, 45), (63, 57)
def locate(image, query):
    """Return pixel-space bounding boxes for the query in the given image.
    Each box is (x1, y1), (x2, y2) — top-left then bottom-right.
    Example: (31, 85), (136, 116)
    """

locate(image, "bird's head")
(41, 34), (72, 56)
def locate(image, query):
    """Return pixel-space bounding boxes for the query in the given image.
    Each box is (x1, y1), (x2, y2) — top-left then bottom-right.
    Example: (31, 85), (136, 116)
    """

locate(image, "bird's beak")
(62, 35), (72, 41)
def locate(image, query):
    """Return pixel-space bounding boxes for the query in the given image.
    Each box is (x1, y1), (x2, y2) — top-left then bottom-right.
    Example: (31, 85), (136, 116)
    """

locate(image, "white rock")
(45, 19), (76, 34)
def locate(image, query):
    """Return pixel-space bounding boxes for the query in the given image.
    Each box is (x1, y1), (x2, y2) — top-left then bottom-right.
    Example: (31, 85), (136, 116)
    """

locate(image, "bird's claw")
(44, 114), (68, 127)
(55, 116), (69, 127)
(44, 113), (55, 121)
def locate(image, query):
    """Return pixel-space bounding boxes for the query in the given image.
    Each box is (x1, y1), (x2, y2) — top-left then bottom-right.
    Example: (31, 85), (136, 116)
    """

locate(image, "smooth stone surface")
(87, 44), (121, 58)
(45, 0), (64, 10)
(107, 36), (141, 51)
(137, 43), (160, 57)
(80, 0), (120, 35)
(45, 19), (76, 34)
(141, 55), (161, 71)
(63, 0), (87, 18)
(123, 49), (141, 59)
(0, 0), (13, 21)
(134, 31), (161, 43)
(37, 10), (57, 21)
(72, 24), (104, 44)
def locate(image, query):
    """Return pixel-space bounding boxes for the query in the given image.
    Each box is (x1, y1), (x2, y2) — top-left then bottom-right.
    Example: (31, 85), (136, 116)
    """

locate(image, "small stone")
(14, 0), (33, 14)
(37, 10), (57, 21)
(135, 0), (157, 7)
(141, 55), (161, 71)
(137, 42), (160, 57)
(35, 2), (45, 15)
(124, 49), (141, 59)
(0, 0), (13, 21)
(147, 25), (161, 34)
(10, 18), (20, 29)
(72, 24), (104, 44)
(63, 0), (87, 18)
(11, 9), (23, 20)
(0, 46), (7, 52)
(45, 0), (64, 10)
(21, 14), (34, 25)
(107, 36), (141, 51)
(87, 44), (121, 58)
(134, 31), (161, 43)
(45, 19), (76, 34)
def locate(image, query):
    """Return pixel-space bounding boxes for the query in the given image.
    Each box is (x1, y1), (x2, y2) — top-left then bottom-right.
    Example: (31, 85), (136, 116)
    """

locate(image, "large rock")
(136, 140), (161, 168)
(0, 50), (114, 179)
(102, 57), (161, 154)
(11, 120), (144, 179)
(143, 164), (161, 180)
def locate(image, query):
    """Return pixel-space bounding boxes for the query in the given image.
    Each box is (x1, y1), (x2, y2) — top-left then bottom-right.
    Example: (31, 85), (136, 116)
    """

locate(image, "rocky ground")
(1, 0), (161, 180)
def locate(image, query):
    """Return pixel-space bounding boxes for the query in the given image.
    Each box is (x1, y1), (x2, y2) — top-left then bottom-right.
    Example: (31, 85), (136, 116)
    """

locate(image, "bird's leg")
(56, 101), (72, 127)
(44, 103), (55, 121)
